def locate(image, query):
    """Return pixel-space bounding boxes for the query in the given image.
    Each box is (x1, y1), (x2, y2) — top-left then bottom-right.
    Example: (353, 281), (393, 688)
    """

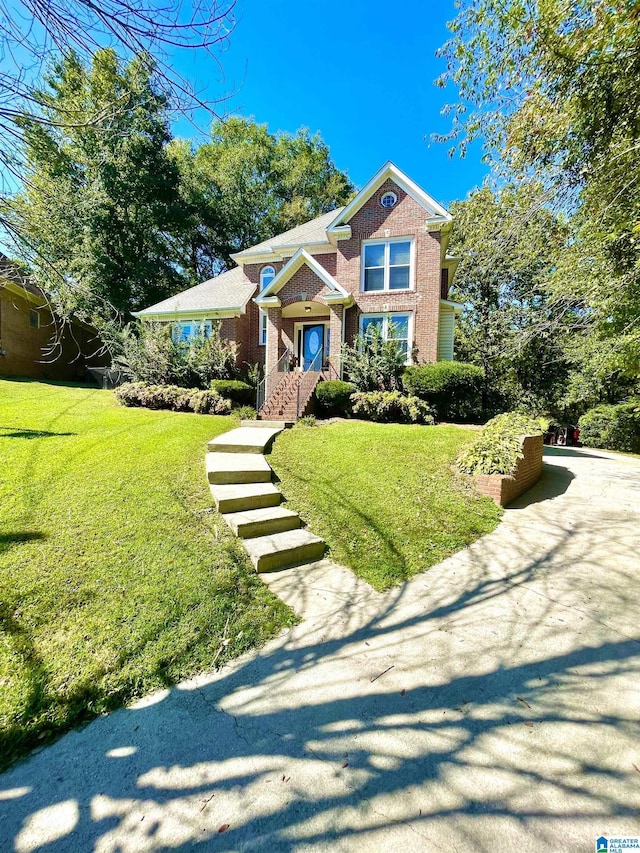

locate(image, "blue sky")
(172, 0), (488, 207)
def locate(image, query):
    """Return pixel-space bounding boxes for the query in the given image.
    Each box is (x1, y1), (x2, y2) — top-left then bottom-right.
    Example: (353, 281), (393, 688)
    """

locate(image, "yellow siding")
(437, 305), (455, 361)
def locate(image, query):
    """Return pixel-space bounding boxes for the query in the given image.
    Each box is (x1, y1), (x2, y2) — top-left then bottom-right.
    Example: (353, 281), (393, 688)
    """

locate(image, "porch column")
(265, 306), (282, 398)
(328, 304), (343, 378)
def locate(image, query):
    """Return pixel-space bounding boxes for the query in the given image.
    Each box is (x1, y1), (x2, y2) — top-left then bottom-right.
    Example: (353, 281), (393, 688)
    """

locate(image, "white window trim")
(359, 311), (413, 365)
(258, 266), (276, 346)
(360, 236), (415, 293)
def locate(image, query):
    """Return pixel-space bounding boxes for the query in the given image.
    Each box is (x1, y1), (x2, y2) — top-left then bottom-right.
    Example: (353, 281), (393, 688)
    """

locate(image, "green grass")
(0, 379), (295, 771)
(270, 420), (502, 590)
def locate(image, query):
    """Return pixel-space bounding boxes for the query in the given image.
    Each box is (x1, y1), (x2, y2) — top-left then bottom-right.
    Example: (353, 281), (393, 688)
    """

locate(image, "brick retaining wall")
(475, 434), (544, 507)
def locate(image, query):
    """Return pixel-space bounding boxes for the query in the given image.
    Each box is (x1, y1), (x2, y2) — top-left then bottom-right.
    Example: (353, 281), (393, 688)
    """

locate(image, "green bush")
(210, 379), (254, 406)
(341, 325), (407, 391)
(114, 321), (237, 389)
(296, 415), (317, 428)
(457, 412), (543, 476)
(403, 362), (484, 422)
(579, 401), (640, 453)
(188, 390), (232, 415)
(351, 391), (435, 425)
(234, 405), (257, 420)
(315, 380), (355, 416)
(115, 382), (231, 415)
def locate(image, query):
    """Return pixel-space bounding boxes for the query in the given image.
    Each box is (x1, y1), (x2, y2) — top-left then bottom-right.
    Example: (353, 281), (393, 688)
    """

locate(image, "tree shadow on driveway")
(1, 502), (639, 853)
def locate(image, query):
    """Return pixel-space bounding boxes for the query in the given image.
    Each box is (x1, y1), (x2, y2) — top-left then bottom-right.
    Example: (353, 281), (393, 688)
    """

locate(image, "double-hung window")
(172, 320), (212, 344)
(259, 265), (275, 345)
(362, 238), (413, 292)
(360, 312), (411, 361)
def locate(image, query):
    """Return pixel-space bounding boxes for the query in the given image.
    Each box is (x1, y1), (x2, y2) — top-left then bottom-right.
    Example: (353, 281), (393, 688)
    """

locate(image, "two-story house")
(136, 162), (462, 418)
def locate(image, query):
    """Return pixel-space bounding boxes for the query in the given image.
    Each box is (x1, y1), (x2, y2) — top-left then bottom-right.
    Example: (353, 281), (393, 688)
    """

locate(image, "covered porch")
(255, 249), (354, 417)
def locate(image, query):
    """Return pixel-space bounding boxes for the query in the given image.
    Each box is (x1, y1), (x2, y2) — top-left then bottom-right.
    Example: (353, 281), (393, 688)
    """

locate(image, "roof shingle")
(136, 266), (256, 316)
(233, 207), (343, 257)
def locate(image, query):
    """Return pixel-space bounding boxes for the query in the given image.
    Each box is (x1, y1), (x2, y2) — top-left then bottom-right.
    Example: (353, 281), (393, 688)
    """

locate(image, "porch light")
(304, 305), (311, 313)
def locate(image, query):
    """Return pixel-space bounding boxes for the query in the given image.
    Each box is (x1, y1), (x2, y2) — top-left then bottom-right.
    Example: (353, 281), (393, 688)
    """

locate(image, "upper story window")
(172, 320), (212, 344)
(260, 265), (275, 291)
(380, 192), (397, 209)
(258, 266), (275, 346)
(362, 238), (413, 292)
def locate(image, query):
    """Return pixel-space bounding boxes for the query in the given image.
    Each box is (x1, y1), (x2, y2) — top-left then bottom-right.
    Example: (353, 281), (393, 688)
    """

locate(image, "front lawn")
(269, 421), (502, 590)
(0, 379), (294, 772)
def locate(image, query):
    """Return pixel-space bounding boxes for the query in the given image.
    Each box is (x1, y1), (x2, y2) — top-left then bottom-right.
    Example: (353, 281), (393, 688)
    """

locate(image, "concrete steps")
(207, 425), (325, 573)
(223, 505), (301, 539)
(210, 482), (282, 513)
(244, 529), (325, 573)
(208, 426), (283, 454)
(206, 452), (271, 485)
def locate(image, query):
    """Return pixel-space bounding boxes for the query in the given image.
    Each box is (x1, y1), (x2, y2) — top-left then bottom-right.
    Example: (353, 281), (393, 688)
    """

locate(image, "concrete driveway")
(1, 447), (639, 852)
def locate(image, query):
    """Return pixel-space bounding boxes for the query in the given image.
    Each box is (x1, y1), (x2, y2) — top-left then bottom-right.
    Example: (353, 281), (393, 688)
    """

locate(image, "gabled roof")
(327, 161), (452, 240)
(133, 266), (255, 319)
(231, 208), (343, 262)
(256, 249), (353, 308)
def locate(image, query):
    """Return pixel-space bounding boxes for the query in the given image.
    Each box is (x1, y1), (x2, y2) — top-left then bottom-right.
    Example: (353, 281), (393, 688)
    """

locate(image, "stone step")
(206, 452), (272, 485)
(208, 426), (283, 454)
(210, 483), (282, 513)
(223, 506), (301, 539)
(244, 529), (325, 573)
(241, 419), (290, 429)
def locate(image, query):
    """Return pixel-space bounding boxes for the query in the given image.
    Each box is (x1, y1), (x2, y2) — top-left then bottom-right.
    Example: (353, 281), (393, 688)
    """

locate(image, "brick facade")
(335, 178), (442, 362)
(475, 435), (544, 507)
(150, 169), (452, 386)
(0, 286), (106, 380)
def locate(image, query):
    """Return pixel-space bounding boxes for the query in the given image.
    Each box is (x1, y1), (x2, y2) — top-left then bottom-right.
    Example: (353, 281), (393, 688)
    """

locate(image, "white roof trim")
(440, 299), (464, 313)
(327, 161), (452, 233)
(255, 248), (350, 303)
(132, 308), (242, 320)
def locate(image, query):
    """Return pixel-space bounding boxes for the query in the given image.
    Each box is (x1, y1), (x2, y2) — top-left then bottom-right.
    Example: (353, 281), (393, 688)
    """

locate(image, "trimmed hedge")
(315, 380), (356, 416)
(579, 402), (640, 453)
(209, 379), (254, 406)
(351, 391), (435, 425)
(403, 362), (484, 422)
(115, 382), (231, 415)
(457, 412), (542, 476)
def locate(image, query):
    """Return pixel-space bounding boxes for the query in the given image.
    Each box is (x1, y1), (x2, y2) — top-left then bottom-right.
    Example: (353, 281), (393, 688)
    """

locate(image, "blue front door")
(302, 324), (324, 370)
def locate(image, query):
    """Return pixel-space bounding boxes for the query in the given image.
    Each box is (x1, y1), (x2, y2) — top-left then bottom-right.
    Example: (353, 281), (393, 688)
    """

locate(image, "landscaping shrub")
(351, 391), (435, 425)
(115, 382), (231, 415)
(579, 401), (640, 453)
(457, 412), (543, 476)
(234, 405), (258, 420)
(296, 415), (317, 427)
(341, 326), (406, 391)
(188, 390), (232, 415)
(403, 362), (484, 422)
(315, 380), (355, 416)
(210, 379), (254, 406)
(115, 320), (236, 388)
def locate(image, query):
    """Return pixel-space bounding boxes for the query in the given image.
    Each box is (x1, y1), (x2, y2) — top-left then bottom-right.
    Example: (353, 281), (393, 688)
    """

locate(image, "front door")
(302, 324), (324, 370)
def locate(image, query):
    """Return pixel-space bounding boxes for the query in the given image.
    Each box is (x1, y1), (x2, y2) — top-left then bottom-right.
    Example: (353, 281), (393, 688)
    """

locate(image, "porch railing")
(256, 348), (291, 412)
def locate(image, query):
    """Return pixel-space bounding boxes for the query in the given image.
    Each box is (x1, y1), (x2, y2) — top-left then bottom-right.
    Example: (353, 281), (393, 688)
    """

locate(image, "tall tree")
(437, 0), (640, 381)
(169, 118), (355, 278)
(11, 50), (188, 319)
(449, 182), (573, 414)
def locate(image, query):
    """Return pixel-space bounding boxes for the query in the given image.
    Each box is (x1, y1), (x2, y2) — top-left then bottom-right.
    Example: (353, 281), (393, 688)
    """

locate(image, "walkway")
(1, 447), (639, 852)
